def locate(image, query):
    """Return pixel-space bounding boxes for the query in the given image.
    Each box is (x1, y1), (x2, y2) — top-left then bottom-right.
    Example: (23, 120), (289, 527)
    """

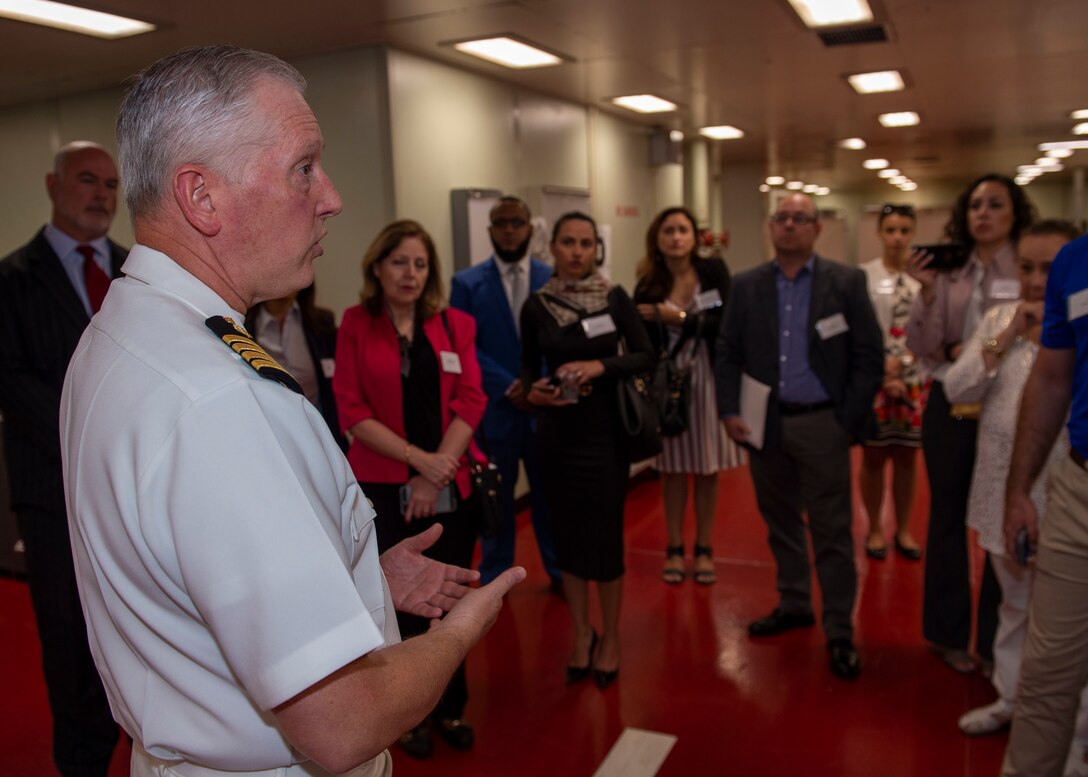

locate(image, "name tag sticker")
(1070, 288), (1088, 321)
(321, 358), (335, 379)
(991, 279), (1021, 300)
(439, 351), (462, 374)
(694, 289), (723, 310)
(876, 279), (896, 295)
(581, 314), (617, 338)
(815, 313), (849, 340)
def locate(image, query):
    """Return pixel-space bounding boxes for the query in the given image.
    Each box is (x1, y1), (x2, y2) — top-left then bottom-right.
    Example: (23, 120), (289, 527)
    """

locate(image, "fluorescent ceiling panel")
(787, 0), (873, 28)
(879, 111), (920, 127)
(0, 0), (154, 38)
(699, 125), (745, 140)
(453, 37), (562, 69)
(847, 70), (904, 94)
(611, 94), (677, 113)
(838, 138), (866, 149)
(863, 158), (888, 169)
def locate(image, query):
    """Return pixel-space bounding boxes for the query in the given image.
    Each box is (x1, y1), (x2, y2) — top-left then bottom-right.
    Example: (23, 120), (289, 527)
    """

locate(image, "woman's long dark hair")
(943, 174), (1035, 250)
(635, 206), (699, 302)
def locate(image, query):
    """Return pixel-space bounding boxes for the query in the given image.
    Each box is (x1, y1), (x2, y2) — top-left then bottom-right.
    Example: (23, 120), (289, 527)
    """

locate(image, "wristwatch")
(677, 310), (688, 323)
(983, 337), (1004, 358)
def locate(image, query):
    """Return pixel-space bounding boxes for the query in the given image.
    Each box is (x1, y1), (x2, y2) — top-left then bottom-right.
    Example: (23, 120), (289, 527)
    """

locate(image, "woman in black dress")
(521, 212), (655, 689)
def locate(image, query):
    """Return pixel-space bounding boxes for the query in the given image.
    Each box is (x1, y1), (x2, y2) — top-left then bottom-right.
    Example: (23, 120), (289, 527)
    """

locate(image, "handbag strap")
(656, 304), (707, 361)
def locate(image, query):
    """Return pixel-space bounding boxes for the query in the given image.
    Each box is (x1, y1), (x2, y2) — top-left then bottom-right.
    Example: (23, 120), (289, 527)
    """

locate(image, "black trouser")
(748, 408), (857, 642)
(363, 482), (478, 721)
(16, 508), (118, 777)
(921, 382), (1001, 659)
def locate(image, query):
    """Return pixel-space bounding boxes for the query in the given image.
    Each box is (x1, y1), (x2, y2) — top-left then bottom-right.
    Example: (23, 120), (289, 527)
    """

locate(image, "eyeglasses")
(881, 204), (916, 217)
(769, 213), (818, 225)
(491, 218), (528, 229)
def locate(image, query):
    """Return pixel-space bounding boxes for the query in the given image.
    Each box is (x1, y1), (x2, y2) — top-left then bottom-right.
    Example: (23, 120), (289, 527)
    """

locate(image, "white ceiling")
(3, 0), (1087, 191)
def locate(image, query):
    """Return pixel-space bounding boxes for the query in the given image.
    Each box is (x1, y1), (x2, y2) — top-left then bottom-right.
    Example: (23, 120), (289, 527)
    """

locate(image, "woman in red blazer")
(333, 219), (487, 759)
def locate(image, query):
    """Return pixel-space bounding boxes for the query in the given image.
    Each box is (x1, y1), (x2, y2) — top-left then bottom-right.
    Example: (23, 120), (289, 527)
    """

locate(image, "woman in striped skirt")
(633, 207), (744, 585)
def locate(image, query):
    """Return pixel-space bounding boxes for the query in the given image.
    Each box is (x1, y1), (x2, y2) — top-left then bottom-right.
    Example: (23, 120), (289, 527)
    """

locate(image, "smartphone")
(548, 374), (580, 402)
(1015, 528), (1035, 566)
(913, 242), (968, 272)
(399, 483), (457, 515)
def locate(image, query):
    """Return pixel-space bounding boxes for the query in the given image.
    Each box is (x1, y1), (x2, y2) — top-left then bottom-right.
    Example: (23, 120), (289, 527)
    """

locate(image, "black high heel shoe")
(593, 666), (619, 689)
(565, 630), (598, 685)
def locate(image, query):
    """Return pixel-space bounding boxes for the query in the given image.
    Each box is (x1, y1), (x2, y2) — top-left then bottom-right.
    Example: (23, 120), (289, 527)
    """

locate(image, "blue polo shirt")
(1041, 234), (1088, 457)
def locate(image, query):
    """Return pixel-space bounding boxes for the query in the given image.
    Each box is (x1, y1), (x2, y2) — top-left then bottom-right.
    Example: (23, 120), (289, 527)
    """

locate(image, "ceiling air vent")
(817, 24), (888, 46)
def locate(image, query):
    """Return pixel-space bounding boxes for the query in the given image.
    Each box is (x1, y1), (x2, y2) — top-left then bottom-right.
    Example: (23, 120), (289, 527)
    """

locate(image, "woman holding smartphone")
(942, 220), (1088, 738)
(521, 212), (654, 689)
(906, 174), (1035, 673)
(333, 219), (487, 758)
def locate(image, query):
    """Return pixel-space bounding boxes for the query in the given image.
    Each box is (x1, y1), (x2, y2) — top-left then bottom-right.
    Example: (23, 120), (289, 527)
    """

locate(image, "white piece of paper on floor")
(592, 727), (678, 777)
(740, 372), (771, 451)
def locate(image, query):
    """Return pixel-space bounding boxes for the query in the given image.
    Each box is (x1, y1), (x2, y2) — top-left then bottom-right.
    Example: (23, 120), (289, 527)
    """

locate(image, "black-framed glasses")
(491, 218), (528, 229)
(769, 213), (818, 225)
(881, 203), (916, 217)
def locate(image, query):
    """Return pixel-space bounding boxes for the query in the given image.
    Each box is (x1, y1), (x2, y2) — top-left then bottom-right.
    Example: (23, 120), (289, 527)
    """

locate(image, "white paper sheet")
(739, 373), (771, 450)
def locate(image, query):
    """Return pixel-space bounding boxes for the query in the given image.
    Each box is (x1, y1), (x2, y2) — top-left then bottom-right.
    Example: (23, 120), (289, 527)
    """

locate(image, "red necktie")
(78, 245), (110, 314)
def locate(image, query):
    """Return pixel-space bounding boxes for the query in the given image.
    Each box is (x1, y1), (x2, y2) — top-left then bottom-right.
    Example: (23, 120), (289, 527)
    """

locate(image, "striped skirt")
(656, 341), (746, 475)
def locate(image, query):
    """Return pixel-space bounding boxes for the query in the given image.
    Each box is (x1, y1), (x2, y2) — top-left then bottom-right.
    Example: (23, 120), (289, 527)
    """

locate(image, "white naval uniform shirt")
(60, 245), (398, 773)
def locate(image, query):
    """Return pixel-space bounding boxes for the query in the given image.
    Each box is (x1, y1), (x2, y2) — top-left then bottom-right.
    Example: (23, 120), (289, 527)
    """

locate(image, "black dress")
(519, 286), (655, 581)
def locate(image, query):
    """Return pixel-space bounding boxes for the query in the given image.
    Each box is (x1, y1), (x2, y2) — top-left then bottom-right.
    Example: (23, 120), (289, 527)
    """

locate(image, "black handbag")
(617, 371), (663, 462)
(466, 447), (502, 539)
(654, 309), (705, 437)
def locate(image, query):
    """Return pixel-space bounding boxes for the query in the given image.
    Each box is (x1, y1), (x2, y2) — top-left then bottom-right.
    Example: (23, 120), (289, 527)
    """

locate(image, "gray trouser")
(748, 408), (857, 641)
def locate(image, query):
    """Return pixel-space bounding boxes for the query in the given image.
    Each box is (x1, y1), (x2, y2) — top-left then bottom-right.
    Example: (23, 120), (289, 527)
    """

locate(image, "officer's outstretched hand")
(431, 566), (526, 640)
(381, 524), (482, 618)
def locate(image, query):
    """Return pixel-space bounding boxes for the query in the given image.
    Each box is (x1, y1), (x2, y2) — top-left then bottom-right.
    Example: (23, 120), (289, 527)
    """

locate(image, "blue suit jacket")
(449, 255), (552, 441)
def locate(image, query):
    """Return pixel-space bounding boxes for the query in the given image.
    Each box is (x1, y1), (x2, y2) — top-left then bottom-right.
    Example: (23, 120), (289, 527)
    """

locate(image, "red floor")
(0, 452), (1006, 776)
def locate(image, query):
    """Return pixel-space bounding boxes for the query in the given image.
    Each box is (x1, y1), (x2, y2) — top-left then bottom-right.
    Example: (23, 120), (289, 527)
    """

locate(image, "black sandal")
(662, 544), (685, 584)
(693, 544), (717, 585)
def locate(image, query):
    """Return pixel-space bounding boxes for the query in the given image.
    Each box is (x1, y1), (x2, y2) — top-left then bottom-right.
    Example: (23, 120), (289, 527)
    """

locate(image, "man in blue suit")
(450, 196), (561, 589)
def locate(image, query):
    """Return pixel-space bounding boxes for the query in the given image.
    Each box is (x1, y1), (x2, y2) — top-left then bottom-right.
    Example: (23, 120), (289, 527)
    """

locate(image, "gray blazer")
(715, 255), (884, 453)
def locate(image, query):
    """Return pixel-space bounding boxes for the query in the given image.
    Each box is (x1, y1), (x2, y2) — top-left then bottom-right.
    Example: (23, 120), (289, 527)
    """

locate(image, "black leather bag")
(617, 371), (663, 462)
(654, 309), (704, 437)
(466, 448), (502, 539)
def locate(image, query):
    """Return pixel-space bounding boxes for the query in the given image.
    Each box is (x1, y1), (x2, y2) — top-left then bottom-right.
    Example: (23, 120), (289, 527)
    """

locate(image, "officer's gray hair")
(117, 45), (306, 219)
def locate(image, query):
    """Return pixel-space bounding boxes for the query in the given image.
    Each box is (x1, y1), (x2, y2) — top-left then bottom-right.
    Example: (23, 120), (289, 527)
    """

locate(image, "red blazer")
(333, 304), (487, 497)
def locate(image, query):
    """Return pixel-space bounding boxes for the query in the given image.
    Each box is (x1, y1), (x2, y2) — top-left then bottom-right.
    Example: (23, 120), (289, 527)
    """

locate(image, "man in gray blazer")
(0, 141), (126, 775)
(715, 193), (883, 680)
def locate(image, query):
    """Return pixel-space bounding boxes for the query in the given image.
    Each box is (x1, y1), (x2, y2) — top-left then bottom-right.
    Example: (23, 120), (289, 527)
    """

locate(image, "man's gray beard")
(492, 235), (531, 264)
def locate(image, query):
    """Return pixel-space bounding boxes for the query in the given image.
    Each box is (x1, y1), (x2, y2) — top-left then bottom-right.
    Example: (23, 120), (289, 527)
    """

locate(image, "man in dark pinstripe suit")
(0, 141), (126, 777)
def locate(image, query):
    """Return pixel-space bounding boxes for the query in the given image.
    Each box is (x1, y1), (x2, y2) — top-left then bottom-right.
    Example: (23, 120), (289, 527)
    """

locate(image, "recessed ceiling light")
(1018, 165), (1045, 175)
(1074, 123), (1088, 136)
(786, 0), (873, 28)
(847, 70), (905, 94)
(765, 176), (785, 186)
(879, 111), (920, 127)
(889, 176), (907, 184)
(1071, 109), (1088, 120)
(699, 125), (745, 140)
(1040, 141), (1088, 151)
(0, 0), (154, 38)
(877, 168), (901, 178)
(669, 130), (685, 142)
(1041, 163), (1064, 173)
(759, 184), (771, 192)
(839, 138), (867, 150)
(785, 181), (805, 190)
(899, 182), (918, 191)
(863, 158), (889, 169)
(1035, 157), (1061, 167)
(803, 184), (820, 193)
(453, 36), (563, 69)
(1014, 176), (1032, 185)
(816, 186), (831, 196)
(1046, 148), (1074, 158)
(611, 94), (677, 114)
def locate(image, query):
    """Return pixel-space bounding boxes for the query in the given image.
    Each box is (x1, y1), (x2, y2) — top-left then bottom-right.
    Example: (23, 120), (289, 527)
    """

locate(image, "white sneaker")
(1065, 738), (1088, 777)
(958, 699), (1014, 736)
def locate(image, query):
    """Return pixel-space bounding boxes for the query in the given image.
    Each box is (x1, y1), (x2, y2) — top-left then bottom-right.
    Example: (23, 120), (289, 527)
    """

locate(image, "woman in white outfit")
(943, 220), (1088, 748)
